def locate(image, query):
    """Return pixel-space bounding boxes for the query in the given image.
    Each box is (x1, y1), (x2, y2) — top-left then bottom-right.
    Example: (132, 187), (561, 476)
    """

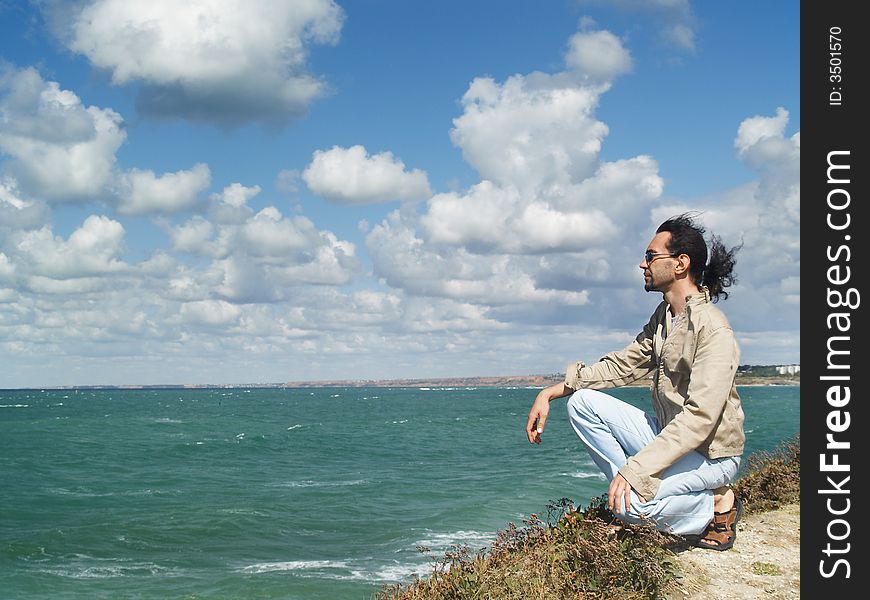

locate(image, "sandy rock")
(668, 503), (800, 600)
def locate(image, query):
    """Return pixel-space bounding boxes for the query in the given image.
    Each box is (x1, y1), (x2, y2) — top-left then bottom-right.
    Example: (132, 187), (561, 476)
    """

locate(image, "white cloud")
(12, 215), (127, 281)
(0, 14), (799, 387)
(565, 29), (633, 81)
(64, 0), (345, 126)
(117, 163), (211, 216)
(579, 0), (697, 52)
(0, 253), (15, 281)
(0, 177), (50, 229)
(421, 182), (619, 254)
(303, 145), (432, 204)
(168, 216), (216, 255)
(449, 74), (610, 192)
(1, 66), (219, 216)
(168, 205), (359, 302)
(361, 25), (657, 329)
(367, 210), (590, 308)
(205, 183), (259, 225)
(181, 299), (242, 327)
(211, 182), (261, 208)
(0, 67), (126, 202)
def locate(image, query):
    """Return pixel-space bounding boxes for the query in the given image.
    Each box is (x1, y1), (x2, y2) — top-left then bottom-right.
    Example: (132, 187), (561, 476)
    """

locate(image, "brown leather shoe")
(688, 497), (743, 551)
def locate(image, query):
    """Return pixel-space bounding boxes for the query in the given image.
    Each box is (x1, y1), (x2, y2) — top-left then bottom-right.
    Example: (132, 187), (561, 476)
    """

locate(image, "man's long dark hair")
(656, 212), (741, 302)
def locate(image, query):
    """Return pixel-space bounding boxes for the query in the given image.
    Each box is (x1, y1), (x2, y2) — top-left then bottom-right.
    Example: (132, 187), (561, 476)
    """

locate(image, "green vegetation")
(376, 435), (800, 600)
(751, 562), (783, 576)
(732, 435), (800, 514)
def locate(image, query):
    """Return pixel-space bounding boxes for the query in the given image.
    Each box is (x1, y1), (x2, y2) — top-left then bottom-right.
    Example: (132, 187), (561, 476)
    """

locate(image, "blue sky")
(0, 1), (799, 387)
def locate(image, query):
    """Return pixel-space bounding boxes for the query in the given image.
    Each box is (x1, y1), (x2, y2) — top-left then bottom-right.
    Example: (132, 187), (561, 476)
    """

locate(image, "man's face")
(640, 231), (677, 293)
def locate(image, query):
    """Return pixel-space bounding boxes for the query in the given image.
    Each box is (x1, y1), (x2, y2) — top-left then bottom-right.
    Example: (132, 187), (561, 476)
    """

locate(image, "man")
(525, 213), (745, 550)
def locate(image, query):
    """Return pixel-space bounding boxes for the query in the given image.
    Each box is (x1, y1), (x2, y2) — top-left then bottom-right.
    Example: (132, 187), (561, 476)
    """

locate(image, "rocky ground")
(668, 503), (800, 599)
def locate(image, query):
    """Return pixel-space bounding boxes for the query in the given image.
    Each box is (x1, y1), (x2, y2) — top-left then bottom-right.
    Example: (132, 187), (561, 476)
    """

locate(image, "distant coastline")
(3, 370), (799, 391)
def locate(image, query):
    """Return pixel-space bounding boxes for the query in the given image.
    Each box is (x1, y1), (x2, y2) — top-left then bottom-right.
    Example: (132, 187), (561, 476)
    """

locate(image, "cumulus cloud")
(1, 66), (220, 216)
(61, 0), (345, 126)
(302, 145), (432, 204)
(169, 204), (358, 302)
(181, 299), (242, 328)
(206, 183), (259, 224)
(421, 182), (618, 254)
(116, 163), (211, 215)
(565, 29), (633, 81)
(450, 76), (609, 191)
(10, 215), (127, 281)
(367, 210), (590, 310)
(363, 24), (799, 352)
(0, 66), (126, 202)
(360, 25), (657, 330)
(0, 177), (51, 229)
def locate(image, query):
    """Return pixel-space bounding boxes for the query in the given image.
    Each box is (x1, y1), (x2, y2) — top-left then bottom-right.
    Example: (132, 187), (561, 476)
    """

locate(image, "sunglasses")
(644, 250), (678, 263)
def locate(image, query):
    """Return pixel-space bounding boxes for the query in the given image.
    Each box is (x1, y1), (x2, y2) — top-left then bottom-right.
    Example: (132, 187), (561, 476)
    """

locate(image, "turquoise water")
(1, 385), (798, 599)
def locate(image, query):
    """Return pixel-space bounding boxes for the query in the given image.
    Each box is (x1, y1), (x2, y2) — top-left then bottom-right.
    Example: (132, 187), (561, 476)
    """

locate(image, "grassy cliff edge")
(376, 436), (800, 600)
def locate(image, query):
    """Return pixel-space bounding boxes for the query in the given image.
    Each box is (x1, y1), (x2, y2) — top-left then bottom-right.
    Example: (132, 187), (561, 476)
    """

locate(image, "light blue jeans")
(566, 388), (740, 535)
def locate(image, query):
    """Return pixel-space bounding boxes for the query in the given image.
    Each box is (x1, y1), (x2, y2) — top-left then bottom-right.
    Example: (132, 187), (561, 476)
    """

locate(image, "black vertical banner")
(802, 2), (864, 593)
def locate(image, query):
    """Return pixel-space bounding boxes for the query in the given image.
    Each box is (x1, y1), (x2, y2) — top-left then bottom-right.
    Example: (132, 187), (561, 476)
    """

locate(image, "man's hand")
(525, 383), (573, 444)
(526, 393), (550, 444)
(608, 473), (646, 513)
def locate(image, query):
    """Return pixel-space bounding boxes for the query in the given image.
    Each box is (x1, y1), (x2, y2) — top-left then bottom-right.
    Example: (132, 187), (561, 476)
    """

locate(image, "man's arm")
(527, 305), (663, 445)
(564, 303), (664, 391)
(525, 382), (573, 444)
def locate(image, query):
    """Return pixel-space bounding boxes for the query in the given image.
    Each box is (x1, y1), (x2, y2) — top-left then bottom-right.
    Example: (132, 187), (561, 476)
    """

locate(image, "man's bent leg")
(614, 456), (741, 535)
(565, 389), (658, 481)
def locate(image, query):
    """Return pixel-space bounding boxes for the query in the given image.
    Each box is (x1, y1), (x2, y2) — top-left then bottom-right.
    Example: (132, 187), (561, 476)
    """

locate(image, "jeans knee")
(566, 388), (597, 418)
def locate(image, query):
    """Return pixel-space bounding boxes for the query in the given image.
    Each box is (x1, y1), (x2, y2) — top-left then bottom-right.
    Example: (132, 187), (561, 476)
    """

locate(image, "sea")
(0, 384), (799, 599)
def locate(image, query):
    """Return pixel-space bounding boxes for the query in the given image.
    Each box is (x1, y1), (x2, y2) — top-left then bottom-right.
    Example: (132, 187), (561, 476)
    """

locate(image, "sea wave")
(266, 479), (369, 488)
(562, 471), (607, 480)
(414, 529), (496, 552)
(352, 560), (433, 582)
(35, 557), (182, 579)
(240, 558), (435, 583)
(240, 560), (350, 574)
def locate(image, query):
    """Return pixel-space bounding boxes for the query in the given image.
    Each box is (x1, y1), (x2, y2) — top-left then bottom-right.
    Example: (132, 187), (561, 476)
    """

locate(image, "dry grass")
(733, 434), (800, 514)
(375, 435), (800, 600)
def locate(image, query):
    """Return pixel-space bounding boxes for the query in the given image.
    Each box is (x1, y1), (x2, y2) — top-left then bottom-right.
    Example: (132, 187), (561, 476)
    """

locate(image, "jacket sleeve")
(618, 323), (739, 500)
(564, 305), (661, 390)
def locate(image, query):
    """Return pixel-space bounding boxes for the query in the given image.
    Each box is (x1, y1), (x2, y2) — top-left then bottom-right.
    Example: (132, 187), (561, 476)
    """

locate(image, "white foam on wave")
(0, 404), (29, 408)
(219, 508), (269, 517)
(48, 487), (175, 498)
(240, 560), (350, 574)
(36, 557), (181, 579)
(286, 424), (303, 430)
(267, 479), (368, 488)
(562, 471), (607, 480)
(239, 558), (436, 583)
(351, 560), (434, 582)
(414, 530), (496, 552)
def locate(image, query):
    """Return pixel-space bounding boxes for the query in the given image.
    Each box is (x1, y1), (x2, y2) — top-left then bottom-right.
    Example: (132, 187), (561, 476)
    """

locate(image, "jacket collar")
(685, 286), (711, 305)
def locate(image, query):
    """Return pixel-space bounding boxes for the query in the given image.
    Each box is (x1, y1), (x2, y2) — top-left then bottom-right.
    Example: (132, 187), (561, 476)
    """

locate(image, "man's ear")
(674, 254), (690, 274)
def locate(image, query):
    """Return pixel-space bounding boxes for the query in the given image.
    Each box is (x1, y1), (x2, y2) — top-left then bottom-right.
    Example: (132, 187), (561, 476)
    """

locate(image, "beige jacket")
(564, 288), (745, 500)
